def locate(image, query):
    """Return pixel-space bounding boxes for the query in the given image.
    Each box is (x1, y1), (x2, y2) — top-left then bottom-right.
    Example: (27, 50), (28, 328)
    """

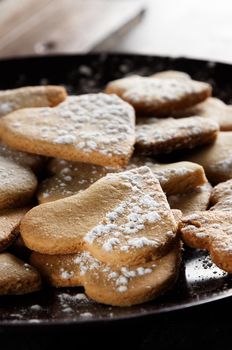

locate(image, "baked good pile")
(1, 71), (232, 307)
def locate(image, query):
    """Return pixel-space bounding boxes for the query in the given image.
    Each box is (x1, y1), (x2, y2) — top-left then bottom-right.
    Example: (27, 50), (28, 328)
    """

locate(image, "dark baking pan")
(0, 54), (232, 330)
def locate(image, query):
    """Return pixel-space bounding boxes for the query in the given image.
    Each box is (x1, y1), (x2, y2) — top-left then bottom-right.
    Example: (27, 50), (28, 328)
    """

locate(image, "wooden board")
(0, 0), (145, 58)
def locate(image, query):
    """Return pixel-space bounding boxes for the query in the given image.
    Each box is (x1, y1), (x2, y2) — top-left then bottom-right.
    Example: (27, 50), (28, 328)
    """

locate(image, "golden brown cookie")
(0, 156), (37, 210)
(0, 85), (67, 117)
(30, 212), (182, 288)
(135, 116), (218, 155)
(210, 179), (232, 211)
(129, 157), (207, 195)
(172, 97), (232, 131)
(83, 241), (181, 306)
(168, 183), (212, 215)
(106, 75), (211, 116)
(30, 241), (181, 306)
(185, 132), (232, 184)
(180, 211), (232, 273)
(21, 167), (178, 266)
(0, 94), (135, 168)
(37, 160), (116, 204)
(0, 252), (41, 295)
(0, 208), (29, 252)
(0, 142), (45, 174)
(105, 71), (190, 97)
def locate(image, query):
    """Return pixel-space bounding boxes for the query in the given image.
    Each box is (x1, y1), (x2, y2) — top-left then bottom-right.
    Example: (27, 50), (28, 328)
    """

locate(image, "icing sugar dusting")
(136, 116), (218, 154)
(17, 93), (135, 158)
(84, 166), (173, 253)
(153, 166), (189, 184)
(122, 77), (210, 109)
(73, 250), (156, 293)
(54, 134), (76, 144)
(60, 269), (74, 280)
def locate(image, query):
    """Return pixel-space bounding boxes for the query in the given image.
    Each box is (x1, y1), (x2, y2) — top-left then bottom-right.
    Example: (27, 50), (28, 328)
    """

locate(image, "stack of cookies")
(1, 70), (232, 306)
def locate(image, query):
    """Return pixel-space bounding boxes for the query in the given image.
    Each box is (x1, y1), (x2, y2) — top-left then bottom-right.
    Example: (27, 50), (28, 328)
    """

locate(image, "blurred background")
(1, 0), (232, 63)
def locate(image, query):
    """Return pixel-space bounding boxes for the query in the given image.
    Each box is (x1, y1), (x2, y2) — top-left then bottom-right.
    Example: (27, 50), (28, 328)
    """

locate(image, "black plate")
(1, 53), (232, 328)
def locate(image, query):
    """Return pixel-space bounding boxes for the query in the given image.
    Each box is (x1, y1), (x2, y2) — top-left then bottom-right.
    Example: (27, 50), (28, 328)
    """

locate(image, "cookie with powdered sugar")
(105, 70), (190, 98)
(135, 116), (219, 155)
(0, 208), (29, 252)
(30, 241), (181, 306)
(184, 132), (232, 184)
(168, 183), (212, 215)
(0, 94), (135, 168)
(129, 157), (207, 195)
(21, 167), (178, 266)
(0, 252), (41, 295)
(37, 160), (116, 204)
(105, 75), (211, 116)
(172, 97), (232, 131)
(0, 85), (67, 117)
(210, 179), (232, 211)
(180, 211), (232, 274)
(30, 209), (181, 289)
(0, 156), (37, 210)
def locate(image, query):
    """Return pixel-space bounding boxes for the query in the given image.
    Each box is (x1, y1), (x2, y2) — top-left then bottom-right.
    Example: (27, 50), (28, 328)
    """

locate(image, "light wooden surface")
(0, 0), (145, 58)
(1, 0), (232, 64)
(98, 0), (232, 64)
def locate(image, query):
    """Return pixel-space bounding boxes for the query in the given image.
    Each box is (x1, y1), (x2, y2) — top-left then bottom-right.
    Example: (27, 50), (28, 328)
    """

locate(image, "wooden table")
(1, 0), (232, 64)
(0, 0), (145, 58)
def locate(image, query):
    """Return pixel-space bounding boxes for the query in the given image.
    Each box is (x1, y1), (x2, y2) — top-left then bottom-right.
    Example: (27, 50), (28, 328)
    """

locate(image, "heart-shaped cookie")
(136, 116), (218, 155)
(105, 70), (190, 97)
(30, 241), (181, 306)
(21, 167), (178, 267)
(106, 75), (211, 116)
(0, 94), (135, 168)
